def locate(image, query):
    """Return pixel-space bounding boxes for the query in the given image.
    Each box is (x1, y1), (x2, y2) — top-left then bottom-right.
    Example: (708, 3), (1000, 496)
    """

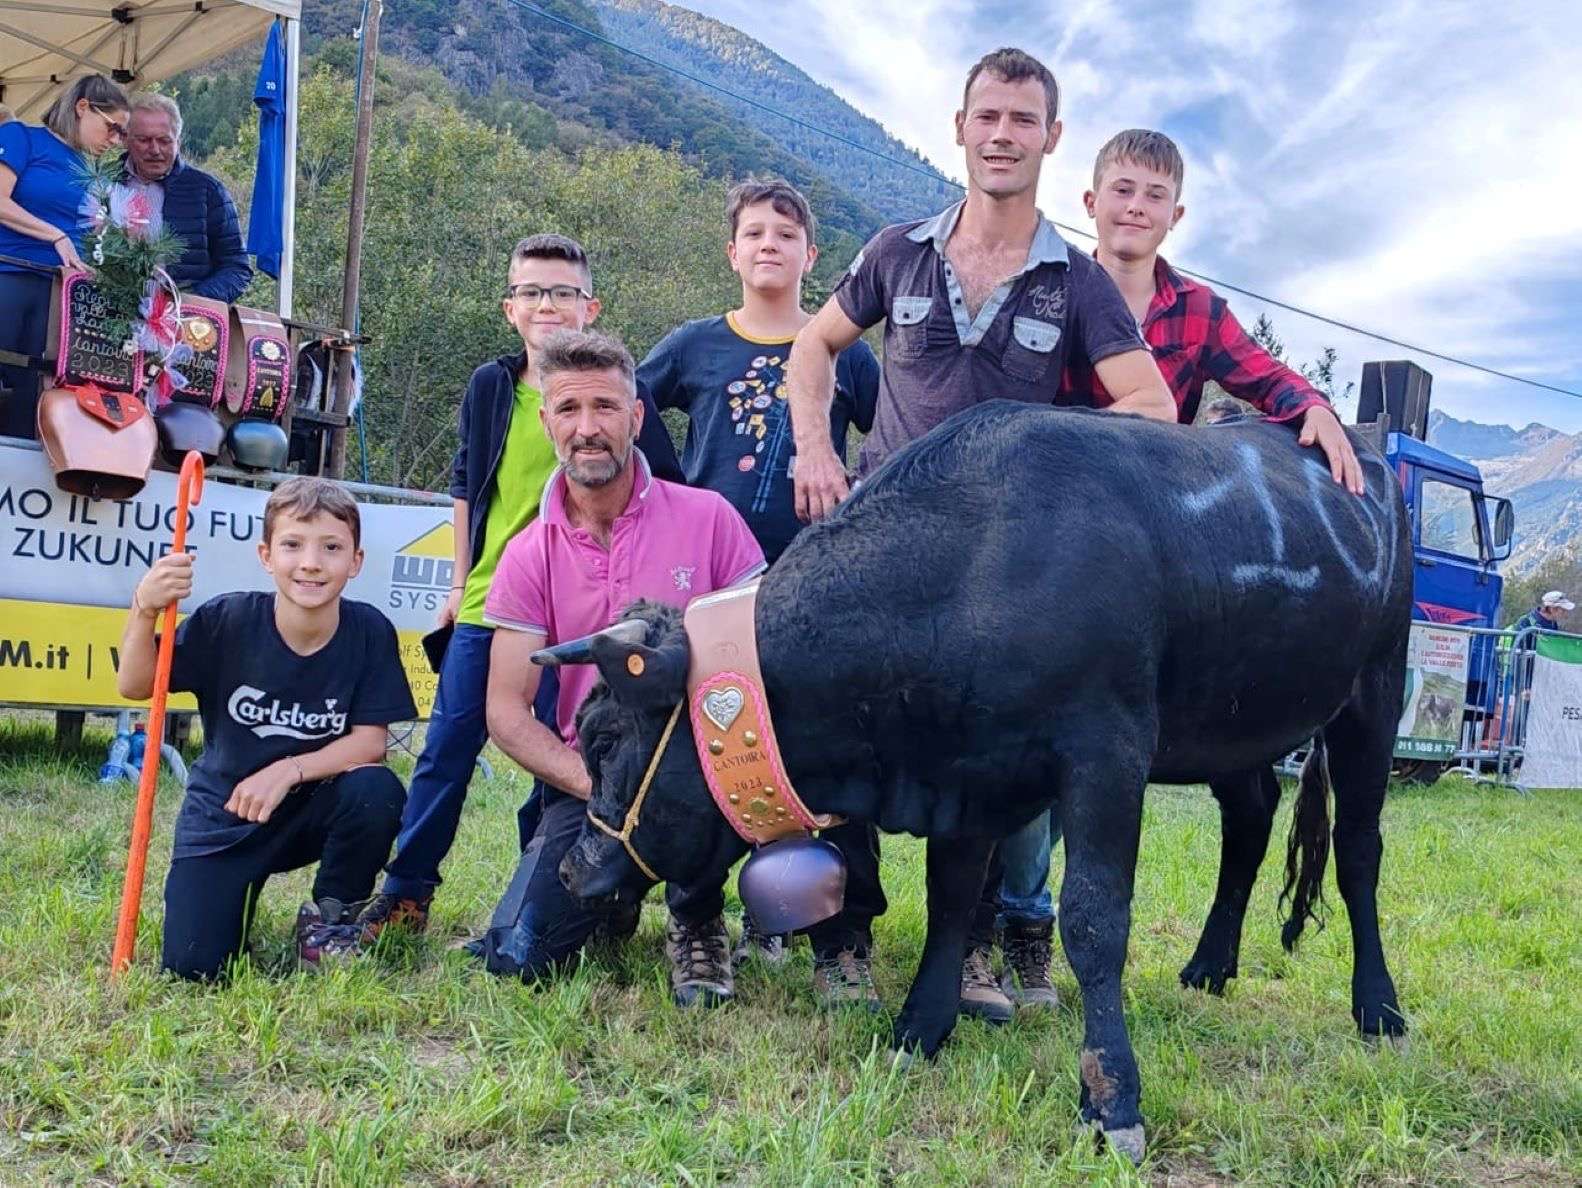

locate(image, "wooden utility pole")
(327, 0), (382, 479)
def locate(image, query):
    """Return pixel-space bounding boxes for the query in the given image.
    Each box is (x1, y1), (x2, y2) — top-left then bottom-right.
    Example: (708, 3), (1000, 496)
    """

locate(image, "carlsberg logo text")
(227, 685), (348, 740)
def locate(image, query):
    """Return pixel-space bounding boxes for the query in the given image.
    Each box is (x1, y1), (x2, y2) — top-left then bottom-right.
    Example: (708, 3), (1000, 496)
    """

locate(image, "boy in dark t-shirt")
(638, 179), (880, 564)
(119, 477), (417, 980)
(637, 179), (887, 995)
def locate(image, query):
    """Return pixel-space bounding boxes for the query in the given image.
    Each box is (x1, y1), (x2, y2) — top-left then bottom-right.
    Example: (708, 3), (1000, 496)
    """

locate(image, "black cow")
(550, 402), (1412, 1163)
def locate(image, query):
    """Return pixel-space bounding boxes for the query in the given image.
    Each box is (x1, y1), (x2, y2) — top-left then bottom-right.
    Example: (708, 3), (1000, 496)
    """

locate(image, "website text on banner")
(0, 449), (448, 714)
(1395, 622), (1470, 761)
(1516, 633), (1582, 791)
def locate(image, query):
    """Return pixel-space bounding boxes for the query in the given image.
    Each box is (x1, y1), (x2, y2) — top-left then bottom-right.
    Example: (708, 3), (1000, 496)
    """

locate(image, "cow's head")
(536, 601), (750, 903)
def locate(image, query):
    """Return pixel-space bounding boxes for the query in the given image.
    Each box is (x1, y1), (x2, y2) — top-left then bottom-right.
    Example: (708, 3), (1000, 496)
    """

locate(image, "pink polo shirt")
(484, 451), (765, 748)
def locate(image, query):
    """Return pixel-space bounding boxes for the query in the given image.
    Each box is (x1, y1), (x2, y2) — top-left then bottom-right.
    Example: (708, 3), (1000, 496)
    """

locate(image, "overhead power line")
(500, 0), (1582, 402)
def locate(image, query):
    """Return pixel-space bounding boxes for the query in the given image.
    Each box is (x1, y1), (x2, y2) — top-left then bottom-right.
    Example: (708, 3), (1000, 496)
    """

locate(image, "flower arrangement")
(77, 151), (192, 400)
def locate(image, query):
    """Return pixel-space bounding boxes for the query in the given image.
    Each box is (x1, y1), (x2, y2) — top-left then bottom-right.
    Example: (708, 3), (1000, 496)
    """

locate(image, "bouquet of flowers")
(78, 151), (192, 400)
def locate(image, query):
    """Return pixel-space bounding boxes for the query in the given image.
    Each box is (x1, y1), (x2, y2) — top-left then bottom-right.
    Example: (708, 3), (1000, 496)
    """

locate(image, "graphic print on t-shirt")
(226, 685), (350, 740)
(724, 351), (791, 514)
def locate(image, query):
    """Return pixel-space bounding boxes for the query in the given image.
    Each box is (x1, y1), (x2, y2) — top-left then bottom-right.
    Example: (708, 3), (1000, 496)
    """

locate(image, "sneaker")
(999, 918), (1059, 1010)
(812, 948), (882, 1011)
(353, 891), (431, 944)
(731, 914), (788, 969)
(296, 898), (367, 970)
(959, 943), (1015, 1024)
(665, 915), (734, 1008)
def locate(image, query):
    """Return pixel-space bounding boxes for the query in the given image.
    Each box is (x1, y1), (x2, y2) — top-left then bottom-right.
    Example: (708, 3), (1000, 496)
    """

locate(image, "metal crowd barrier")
(1274, 622), (1582, 788)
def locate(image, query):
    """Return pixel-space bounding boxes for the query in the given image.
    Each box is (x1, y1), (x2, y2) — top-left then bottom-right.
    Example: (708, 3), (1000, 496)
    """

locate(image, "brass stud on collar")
(708, 739), (724, 755)
(762, 785), (777, 799)
(742, 730), (758, 747)
(728, 793), (740, 804)
(626, 654), (645, 676)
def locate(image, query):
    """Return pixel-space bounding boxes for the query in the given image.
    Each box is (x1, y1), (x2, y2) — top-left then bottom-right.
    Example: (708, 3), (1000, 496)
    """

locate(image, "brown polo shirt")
(834, 201), (1147, 475)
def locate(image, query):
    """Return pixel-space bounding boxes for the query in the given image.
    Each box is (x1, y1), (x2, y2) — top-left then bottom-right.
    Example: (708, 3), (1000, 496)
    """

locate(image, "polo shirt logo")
(672, 565), (696, 592)
(1027, 283), (1066, 320)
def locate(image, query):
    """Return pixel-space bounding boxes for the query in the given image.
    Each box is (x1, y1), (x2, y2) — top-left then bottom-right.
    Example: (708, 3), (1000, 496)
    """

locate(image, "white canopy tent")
(0, 0), (303, 312)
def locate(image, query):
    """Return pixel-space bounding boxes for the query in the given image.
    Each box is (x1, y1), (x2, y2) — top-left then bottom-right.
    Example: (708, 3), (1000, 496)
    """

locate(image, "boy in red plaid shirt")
(1058, 128), (1362, 494)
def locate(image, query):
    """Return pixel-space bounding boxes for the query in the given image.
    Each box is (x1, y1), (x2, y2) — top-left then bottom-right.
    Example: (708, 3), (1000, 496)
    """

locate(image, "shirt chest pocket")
(888, 295), (933, 361)
(1002, 316), (1062, 382)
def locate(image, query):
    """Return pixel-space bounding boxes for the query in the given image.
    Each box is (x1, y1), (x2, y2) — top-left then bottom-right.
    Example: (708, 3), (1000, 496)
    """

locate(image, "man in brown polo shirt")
(786, 47), (1176, 1022)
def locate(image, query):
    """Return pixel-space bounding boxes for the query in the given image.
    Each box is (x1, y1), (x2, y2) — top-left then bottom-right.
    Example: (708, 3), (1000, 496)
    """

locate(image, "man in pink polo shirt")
(481, 328), (765, 1005)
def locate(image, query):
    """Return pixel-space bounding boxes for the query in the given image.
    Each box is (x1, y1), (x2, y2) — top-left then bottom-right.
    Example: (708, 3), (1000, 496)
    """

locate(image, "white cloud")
(678, 0), (1582, 430)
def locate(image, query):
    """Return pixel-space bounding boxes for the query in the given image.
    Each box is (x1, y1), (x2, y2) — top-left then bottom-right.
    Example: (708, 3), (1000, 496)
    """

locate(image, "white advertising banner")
(0, 448), (452, 713)
(1517, 634), (1582, 791)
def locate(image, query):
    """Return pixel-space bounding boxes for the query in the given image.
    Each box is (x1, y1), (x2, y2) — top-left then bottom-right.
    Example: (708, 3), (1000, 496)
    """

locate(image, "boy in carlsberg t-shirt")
(118, 477), (417, 979)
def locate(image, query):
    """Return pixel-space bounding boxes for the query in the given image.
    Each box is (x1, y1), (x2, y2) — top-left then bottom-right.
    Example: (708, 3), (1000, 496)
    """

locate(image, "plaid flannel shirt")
(1059, 256), (1330, 425)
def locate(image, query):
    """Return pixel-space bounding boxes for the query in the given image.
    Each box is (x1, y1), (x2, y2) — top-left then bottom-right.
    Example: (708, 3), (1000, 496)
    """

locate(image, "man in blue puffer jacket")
(123, 93), (252, 302)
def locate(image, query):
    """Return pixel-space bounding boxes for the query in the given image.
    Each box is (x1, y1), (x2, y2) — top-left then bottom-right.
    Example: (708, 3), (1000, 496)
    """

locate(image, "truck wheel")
(1393, 759), (1448, 786)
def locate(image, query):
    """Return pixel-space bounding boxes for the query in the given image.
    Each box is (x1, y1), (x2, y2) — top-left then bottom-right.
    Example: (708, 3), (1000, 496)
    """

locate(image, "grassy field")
(0, 717), (1578, 1186)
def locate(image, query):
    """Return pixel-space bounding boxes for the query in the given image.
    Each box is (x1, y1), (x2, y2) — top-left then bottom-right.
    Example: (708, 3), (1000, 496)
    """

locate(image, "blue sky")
(677, 0), (1582, 432)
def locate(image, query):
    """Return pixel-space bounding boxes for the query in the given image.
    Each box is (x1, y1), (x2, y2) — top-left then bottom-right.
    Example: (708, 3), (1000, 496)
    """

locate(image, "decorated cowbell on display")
(224, 305), (293, 470)
(36, 383), (157, 500)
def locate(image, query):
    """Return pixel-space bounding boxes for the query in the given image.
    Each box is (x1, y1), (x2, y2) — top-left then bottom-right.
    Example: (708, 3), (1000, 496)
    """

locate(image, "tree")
(1249, 312), (1285, 362)
(203, 61), (741, 489)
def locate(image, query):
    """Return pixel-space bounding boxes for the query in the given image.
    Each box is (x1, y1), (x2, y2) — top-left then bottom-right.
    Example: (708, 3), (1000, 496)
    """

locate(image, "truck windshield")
(1419, 477), (1481, 559)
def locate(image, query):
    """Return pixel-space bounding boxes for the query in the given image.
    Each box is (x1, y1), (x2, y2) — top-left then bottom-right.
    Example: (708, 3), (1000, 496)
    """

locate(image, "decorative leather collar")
(684, 581), (841, 844)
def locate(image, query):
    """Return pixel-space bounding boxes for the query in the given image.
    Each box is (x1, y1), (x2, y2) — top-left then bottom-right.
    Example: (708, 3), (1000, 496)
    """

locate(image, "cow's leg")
(890, 834), (994, 1059)
(1180, 766), (1281, 993)
(1324, 665), (1406, 1039)
(1059, 754), (1148, 1163)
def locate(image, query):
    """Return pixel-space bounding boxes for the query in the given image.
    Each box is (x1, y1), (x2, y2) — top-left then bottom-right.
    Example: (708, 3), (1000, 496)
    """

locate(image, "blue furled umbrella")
(246, 20), (286, 279)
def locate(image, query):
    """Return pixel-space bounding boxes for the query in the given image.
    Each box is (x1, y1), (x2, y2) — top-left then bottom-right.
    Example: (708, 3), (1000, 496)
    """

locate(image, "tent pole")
(327, 0), (380, 480)
(278, 15), (301, 319)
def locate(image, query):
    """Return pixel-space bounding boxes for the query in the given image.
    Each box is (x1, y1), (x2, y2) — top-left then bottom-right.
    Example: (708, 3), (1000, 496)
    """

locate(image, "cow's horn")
(530, 618), (649, 666)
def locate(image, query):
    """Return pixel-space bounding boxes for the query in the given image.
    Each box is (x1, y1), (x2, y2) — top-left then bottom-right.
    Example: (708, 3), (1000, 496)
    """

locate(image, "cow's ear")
(589, 631), (688, 710)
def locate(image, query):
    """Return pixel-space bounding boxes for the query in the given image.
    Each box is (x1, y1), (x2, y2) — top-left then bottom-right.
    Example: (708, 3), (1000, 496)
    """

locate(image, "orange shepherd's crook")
(111, 450), (205, 978)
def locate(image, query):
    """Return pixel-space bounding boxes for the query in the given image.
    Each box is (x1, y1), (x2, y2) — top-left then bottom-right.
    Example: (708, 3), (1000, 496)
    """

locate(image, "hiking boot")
(296, 898), (367, 970)
(959, 943), (1014, 1024)
(812, 948), (882, 1011)
(665, 915), (734, 1008)
(731, 914), (788, 969)
(353, 891), (432, 945)
(999, 918), (1059, 1010)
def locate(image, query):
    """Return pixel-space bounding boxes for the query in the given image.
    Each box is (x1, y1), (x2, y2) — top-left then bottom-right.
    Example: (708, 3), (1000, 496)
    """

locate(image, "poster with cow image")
(1395, 624), (1470, 759)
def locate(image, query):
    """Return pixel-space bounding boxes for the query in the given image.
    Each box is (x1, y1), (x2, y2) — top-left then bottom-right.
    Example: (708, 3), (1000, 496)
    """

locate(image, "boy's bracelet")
(291, 757), (305, 785)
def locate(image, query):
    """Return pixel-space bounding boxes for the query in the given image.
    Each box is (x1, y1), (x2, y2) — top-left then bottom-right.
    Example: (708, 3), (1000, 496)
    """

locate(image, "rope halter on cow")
(583, 699), (682, 884)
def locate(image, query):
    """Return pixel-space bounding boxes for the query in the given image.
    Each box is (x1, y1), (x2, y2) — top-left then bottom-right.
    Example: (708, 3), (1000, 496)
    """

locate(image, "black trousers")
(161, 766), (407, 981)
(486, 786), (730, 979)
(800, 820), (888, 958)
(0, 271), (53, 440)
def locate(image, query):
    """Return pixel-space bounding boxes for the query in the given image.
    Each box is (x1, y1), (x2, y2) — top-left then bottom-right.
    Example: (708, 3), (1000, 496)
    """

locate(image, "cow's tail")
(1279, 732), (1332, 952)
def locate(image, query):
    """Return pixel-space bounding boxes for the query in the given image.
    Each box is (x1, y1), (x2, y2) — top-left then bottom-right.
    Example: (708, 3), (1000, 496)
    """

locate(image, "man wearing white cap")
(1514, 591), (1575, 637)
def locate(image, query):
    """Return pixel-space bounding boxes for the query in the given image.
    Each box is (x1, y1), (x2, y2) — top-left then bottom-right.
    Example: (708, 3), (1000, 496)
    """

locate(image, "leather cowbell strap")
(683, 581), (842, 845)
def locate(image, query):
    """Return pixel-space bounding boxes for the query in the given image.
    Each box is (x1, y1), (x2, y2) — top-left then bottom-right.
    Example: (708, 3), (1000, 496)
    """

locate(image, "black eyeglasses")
(503, 283), (590, 307)
(90, 104), (127, 140)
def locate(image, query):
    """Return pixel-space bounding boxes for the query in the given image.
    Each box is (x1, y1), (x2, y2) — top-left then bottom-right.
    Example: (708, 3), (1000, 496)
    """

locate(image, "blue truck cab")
(1389, 431), (1514, 632)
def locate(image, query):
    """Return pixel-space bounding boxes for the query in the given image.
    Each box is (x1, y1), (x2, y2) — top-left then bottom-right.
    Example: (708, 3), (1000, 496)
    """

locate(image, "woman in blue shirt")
(0, 73), (129, 439)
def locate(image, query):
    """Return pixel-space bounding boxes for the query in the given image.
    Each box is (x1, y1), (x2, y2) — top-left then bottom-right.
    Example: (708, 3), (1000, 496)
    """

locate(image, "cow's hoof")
(1355, 1002), (1408, 1040)
(1178, 958), (1233, 995)
(1103, 1123), (1147, 1165)
(884, 1046), (917, 1072)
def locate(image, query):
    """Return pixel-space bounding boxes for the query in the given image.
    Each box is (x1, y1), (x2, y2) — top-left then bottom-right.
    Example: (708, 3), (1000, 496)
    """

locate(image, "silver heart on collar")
(702, 686), (745, 732)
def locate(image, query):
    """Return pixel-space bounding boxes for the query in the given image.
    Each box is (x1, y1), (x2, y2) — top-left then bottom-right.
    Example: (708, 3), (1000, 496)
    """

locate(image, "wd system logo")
(389, 522), (455, 615)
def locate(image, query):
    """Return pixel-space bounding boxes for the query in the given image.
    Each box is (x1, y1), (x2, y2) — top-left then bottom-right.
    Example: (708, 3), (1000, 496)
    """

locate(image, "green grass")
(1, 717), (1578, 1185)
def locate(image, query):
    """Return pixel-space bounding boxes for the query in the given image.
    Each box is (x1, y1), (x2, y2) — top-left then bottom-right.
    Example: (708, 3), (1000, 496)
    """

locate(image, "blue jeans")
(383, 622), (556, 899)
(997, 808), (1061, 927)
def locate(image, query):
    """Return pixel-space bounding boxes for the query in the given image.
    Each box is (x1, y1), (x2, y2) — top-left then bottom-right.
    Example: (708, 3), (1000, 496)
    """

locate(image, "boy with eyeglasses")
(354, 234), (680, 945)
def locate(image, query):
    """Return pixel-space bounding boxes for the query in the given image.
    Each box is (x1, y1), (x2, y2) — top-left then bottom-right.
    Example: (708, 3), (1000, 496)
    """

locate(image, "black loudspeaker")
(1358, 360), (1432, 440)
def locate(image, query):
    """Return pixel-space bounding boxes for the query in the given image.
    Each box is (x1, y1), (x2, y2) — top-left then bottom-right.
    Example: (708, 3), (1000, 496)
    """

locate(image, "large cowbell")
(736, 836), (845, 933)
